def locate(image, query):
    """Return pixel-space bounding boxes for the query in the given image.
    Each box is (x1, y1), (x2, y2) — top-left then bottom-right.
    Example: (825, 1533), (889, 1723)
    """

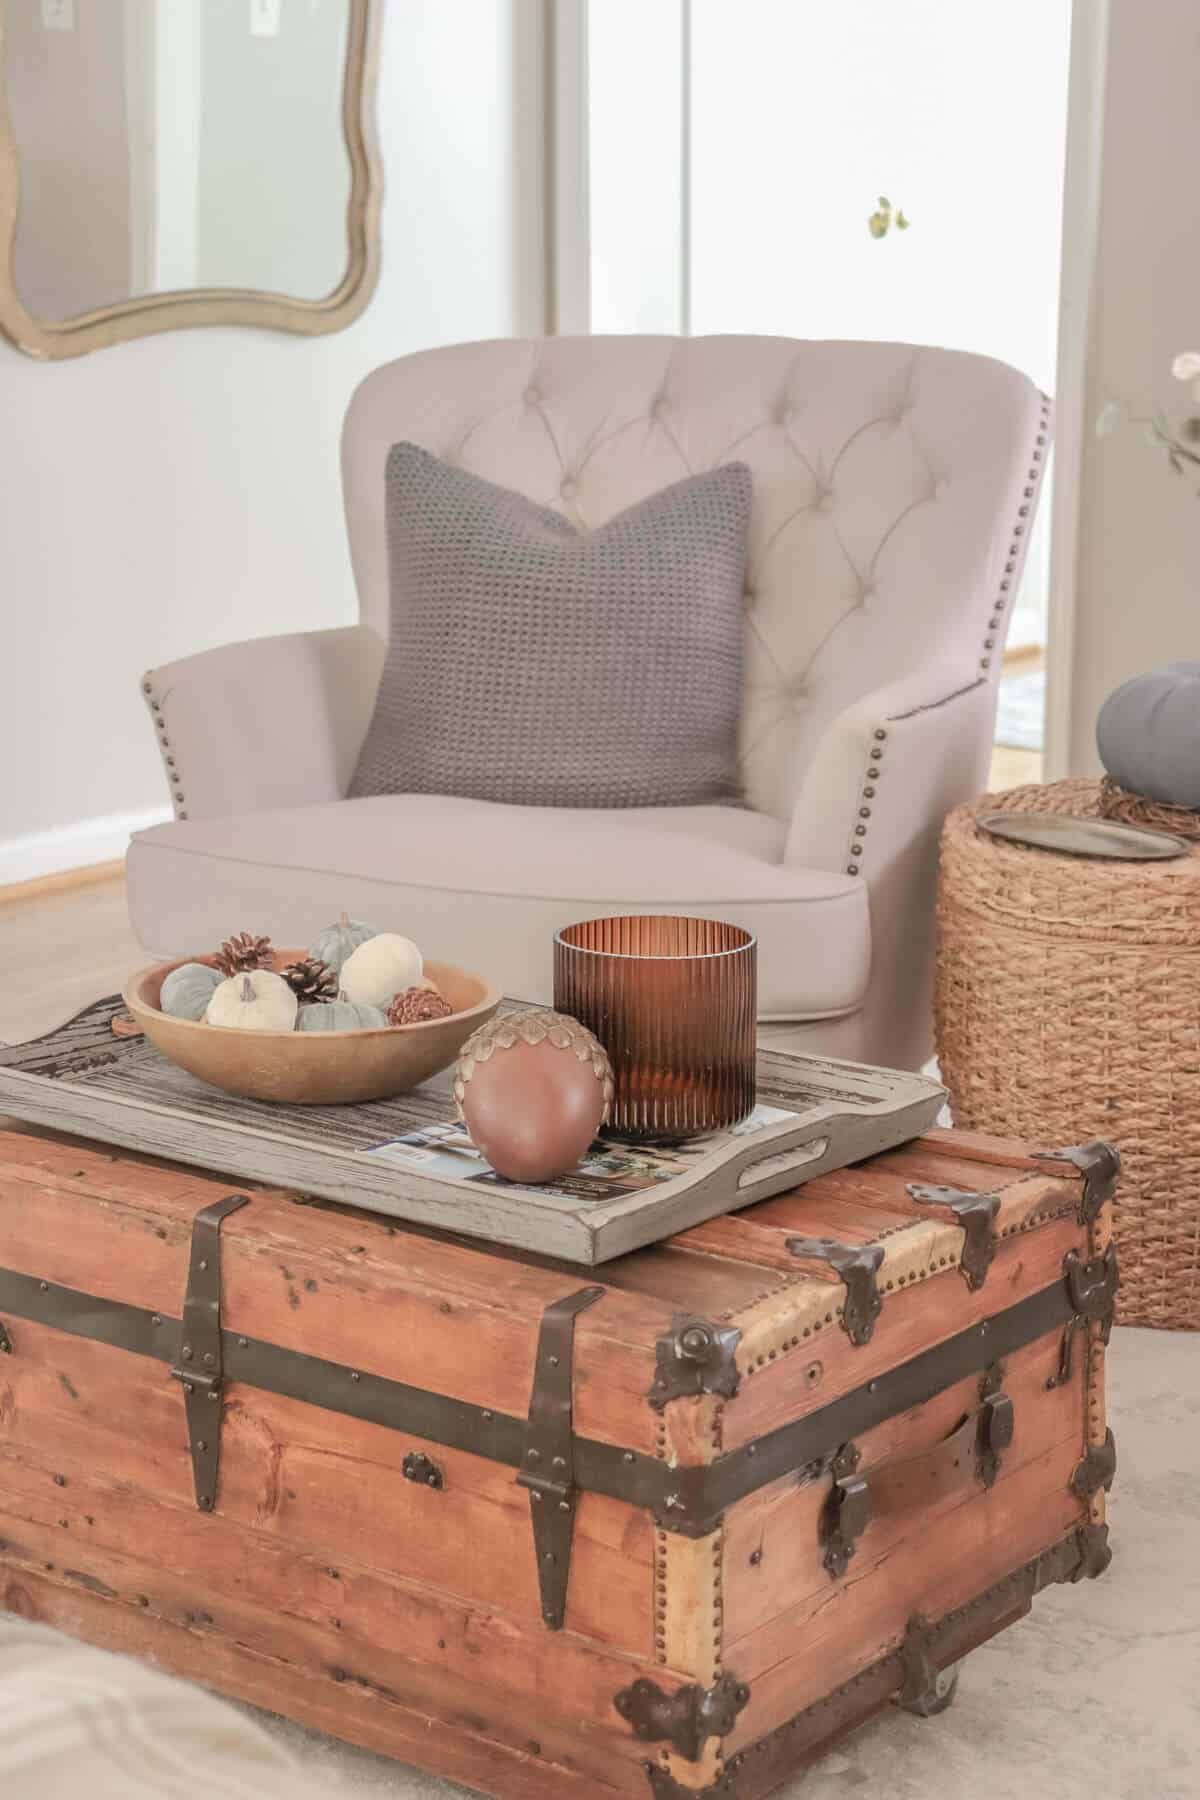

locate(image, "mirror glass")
(4, 0), (354, 322)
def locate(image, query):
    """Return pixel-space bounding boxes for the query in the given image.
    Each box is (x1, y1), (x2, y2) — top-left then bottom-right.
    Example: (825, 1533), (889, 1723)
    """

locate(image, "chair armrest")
(784, 667), (997, 1070)
(140, 624), (385, 821)
(784, 666), (995, 874)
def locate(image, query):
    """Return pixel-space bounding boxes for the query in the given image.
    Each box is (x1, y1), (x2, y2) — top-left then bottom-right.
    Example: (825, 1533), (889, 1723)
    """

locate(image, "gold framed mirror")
(0, 0), (381, 360)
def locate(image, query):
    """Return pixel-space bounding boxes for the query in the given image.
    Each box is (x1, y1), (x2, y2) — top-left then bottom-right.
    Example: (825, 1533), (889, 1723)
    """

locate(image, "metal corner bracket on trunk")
(1033, 1141), (1121, 1224)
(649, 1314), (742, 1409)
(784, 1237), (884, 1344)
(905, 1184), (1000, 1290)
(614, 1672), (750, 1761)
(1071, 1428), (1117, 1499)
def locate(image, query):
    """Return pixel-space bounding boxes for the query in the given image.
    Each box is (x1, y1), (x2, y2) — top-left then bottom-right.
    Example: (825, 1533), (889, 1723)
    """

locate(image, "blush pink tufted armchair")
(128, 336), (1050, 1070)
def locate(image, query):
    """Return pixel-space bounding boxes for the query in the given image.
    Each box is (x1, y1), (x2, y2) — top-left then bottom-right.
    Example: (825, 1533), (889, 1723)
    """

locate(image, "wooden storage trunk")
(0, 1123), (1117, 1800)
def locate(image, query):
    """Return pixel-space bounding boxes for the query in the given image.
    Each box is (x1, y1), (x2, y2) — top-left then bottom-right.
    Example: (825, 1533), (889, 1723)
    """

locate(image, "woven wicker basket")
(936, 779), (1200, 1330)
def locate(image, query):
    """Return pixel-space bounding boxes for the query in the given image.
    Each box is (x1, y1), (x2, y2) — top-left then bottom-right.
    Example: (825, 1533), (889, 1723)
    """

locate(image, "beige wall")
(1066, 0), (1200, 775)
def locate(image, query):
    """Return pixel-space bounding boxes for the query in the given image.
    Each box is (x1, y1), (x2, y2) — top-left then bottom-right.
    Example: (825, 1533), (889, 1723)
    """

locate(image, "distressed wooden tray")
(0, 997), (945, 1263)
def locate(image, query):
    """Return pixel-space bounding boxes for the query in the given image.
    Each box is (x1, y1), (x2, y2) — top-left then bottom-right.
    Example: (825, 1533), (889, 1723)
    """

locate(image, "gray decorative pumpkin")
(309, 911), (381, 976)
(296, 997), (388, 1032)
(1097, 662), (1200, 808)
(159, 961), (221, 1021)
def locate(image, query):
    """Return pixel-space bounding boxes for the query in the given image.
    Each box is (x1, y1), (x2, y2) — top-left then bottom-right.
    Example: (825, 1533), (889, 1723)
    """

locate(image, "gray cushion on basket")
(348, 443), (752, 809)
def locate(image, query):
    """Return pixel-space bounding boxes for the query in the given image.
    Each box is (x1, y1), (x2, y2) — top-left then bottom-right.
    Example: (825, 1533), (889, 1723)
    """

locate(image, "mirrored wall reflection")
(5, 0), (353, 323)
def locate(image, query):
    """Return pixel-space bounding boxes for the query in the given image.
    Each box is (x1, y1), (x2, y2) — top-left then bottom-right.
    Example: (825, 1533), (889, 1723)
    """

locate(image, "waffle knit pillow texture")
(348, 444), (752, 809)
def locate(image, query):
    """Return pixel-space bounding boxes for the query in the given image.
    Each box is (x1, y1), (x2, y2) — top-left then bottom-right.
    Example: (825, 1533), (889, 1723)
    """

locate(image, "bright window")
(583, 0), (1073, 661)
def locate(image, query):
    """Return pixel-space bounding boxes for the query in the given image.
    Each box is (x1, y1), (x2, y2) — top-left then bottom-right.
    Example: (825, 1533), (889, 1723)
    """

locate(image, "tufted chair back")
(342, 336), (1046, 821)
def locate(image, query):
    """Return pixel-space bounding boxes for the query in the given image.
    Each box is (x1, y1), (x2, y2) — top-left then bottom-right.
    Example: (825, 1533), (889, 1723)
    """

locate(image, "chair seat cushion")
(127, 796), (870, 1020)
(348, 444), (751, 810)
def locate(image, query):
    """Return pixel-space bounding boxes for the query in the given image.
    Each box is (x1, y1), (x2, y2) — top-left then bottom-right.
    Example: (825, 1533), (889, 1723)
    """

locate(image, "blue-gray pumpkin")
(159, 961), (221, 1021)
(309, 912), (380, 976)
(296, 998), (388, 1032)
(1097, 662), (1200, 808)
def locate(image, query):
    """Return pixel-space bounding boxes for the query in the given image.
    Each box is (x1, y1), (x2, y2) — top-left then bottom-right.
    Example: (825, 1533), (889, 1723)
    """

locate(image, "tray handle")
(735, 1136), (830, 1191)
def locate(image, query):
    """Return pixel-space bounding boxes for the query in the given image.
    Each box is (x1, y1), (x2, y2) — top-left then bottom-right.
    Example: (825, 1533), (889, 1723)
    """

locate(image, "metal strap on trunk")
(0, 1244), (1094, 1539)
(517, 1283), (605, 1630)
(170, 1194), (249, 1512)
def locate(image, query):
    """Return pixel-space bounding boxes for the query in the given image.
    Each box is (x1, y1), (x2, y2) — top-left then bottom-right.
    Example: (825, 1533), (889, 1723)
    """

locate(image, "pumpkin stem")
(339, 911), (350, 926)
(241, 975), (254, 1002)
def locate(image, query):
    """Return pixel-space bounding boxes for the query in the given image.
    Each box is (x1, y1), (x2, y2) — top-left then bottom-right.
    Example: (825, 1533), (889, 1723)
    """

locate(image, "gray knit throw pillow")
(348, 444), (751, 809)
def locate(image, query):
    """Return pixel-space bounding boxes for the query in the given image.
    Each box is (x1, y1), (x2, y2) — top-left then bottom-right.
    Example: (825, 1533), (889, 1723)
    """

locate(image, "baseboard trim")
(0, 860), (128, 907)
(1001, 642), (1045, 672)
(0, 808), (171, 890)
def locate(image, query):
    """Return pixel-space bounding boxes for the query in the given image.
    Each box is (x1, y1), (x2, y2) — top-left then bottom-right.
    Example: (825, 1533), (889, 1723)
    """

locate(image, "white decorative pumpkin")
(309, 912), (381, 976)
(160, 962), (221, 1021)
(205, 970), (298, 1032)
(340, 933), (423, 1006)
(296, 997), (388, 1032)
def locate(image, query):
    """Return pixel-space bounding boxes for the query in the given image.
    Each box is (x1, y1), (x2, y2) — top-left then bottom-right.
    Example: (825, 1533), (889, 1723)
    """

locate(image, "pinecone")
(213, 931), (274, 977)
(387, 985), (454, 1026)
(281, 957), (338, 1004)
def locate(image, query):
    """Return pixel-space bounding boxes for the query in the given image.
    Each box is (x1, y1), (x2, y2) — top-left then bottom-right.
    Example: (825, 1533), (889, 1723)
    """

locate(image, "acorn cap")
(454, 1007), (613, 1118)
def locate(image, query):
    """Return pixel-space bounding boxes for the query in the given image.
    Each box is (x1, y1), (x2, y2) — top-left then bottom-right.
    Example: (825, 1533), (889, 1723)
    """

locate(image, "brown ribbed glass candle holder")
(553, 916), (757, 1143)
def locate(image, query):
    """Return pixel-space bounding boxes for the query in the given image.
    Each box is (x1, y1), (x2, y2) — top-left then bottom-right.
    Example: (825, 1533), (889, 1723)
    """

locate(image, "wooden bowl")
(123, 950), (501, 1106)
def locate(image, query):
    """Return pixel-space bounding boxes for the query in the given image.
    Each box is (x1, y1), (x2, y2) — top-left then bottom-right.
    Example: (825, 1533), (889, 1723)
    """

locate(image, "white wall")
(0, 0), (545, 881)
(1063, 0), (1200, 775)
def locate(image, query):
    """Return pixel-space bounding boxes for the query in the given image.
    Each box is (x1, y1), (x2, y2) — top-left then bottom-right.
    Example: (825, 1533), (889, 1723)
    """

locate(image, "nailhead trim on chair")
(844, 390), (1053, 877)
(142, 676), (188, 820)
(979, 390), (1052, 675)
(845, 732), (888, 874)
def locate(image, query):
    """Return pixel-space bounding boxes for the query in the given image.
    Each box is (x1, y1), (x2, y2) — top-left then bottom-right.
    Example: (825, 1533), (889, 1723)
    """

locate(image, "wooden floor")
(0, 875), (142, 1045)
(988, 744), (1043, 791)
(0, 743), (1045, 1049)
